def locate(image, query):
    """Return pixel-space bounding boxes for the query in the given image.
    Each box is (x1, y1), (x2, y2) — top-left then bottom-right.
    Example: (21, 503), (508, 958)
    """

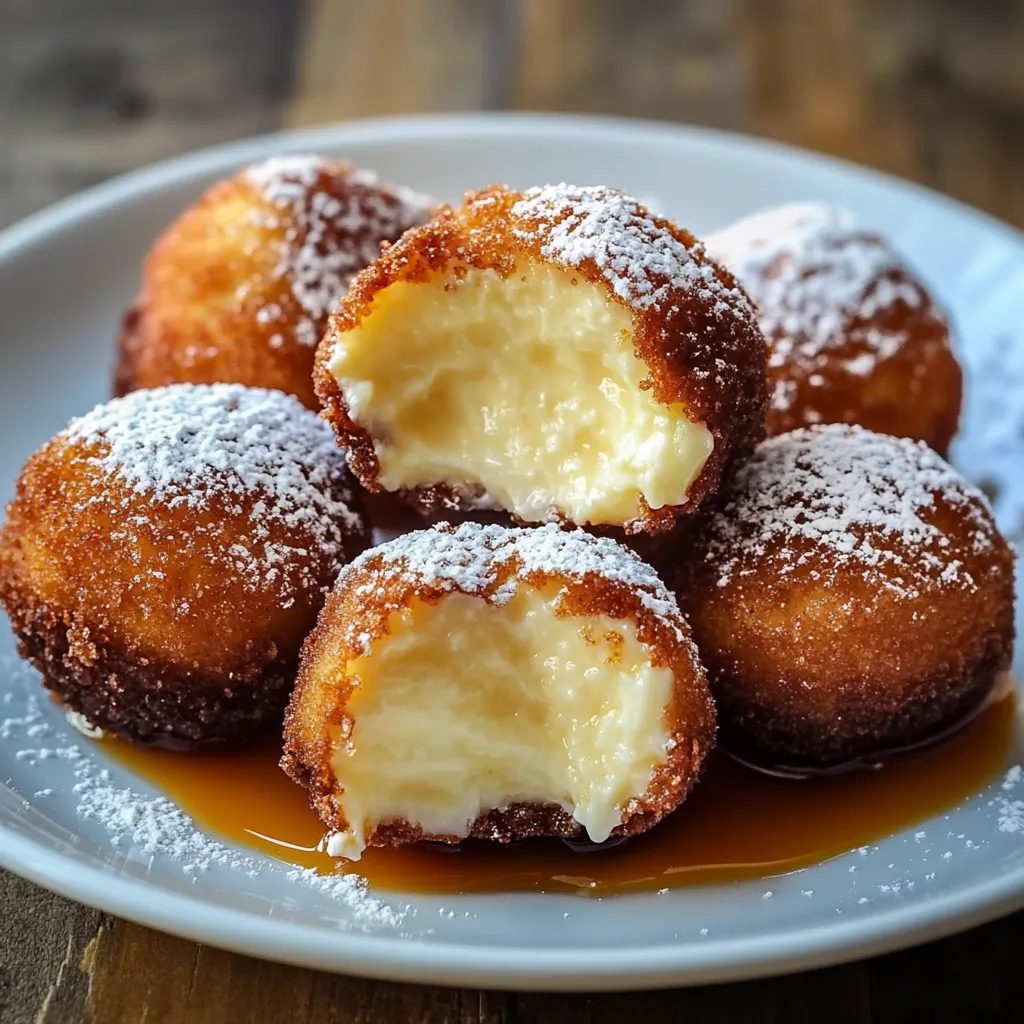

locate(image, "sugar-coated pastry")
(283, 522), (715, 859)
(679, 424), (1014, 772)
(116, 155), (434, 409)
(0, 384), (369, 747)
(315, 183), (767, 534)
(706, 203), (962, 453)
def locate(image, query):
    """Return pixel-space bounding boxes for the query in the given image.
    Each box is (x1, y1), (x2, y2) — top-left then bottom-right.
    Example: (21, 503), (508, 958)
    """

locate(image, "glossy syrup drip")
(99, 693), (1017, 896)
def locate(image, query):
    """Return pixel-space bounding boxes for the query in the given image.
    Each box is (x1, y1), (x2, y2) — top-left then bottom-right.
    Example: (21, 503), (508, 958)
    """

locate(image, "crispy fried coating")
(315, 183), (767, 534)
(0, 384), (369, 747)
(283, 523), (715, 854)
(678, 424), (1014, 771)
(115, 155), (434, 409)
(707, 204), (962, 454)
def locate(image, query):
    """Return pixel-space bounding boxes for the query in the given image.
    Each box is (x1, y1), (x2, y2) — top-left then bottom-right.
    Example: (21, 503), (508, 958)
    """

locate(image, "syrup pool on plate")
(99, 691), (1018, 896)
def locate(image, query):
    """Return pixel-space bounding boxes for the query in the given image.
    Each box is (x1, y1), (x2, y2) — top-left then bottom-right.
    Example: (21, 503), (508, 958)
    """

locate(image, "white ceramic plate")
(1, 113), (1023, 992)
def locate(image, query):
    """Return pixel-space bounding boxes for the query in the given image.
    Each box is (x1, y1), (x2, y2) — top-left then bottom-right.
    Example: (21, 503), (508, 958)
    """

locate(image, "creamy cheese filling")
(325, 588), (674, 860)
(329, 262), (713, 526)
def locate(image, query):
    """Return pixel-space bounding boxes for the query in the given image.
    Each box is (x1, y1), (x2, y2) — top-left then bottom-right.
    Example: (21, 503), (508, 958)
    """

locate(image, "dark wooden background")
(1, 1), (1023, 1021)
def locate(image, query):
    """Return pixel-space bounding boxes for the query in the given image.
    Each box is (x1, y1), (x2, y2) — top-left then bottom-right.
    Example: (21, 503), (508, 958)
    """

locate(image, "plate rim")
(4, 816), (1024, 992)
(2, 110), (1023, 264)
(1, 110), (1022, 991)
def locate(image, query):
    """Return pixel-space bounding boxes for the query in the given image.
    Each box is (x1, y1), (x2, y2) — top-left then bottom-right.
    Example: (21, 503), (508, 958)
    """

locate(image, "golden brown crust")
(762, 267), (962, 455)
(116, 158), (434, 410)
(1, 588), (293, 748)
(343, 797), (679, 848)
(0, 386), (370, 748)
(677, 426), (1015, 770)
(707, 205), (962, 455)
(314, 184), (768, 534)
(282, 523), (716, 847)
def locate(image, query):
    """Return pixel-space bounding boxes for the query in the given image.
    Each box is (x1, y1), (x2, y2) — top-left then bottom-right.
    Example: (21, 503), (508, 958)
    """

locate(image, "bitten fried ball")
(706, 203), (962, 453)
(315, 183), (767, 535)
(679, 424), (1014, 772)
(116, 155), (434, 409)
(283, 522), (715, 859)
(0, 384), (369, 747)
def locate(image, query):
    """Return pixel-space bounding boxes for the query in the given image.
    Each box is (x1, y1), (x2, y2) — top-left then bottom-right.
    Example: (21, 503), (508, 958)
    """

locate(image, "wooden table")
(2, 1), (1023, 1021)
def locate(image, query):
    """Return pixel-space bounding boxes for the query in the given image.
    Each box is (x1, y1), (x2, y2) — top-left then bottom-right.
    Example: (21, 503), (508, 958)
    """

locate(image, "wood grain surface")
(1, 0), (1022, 1021)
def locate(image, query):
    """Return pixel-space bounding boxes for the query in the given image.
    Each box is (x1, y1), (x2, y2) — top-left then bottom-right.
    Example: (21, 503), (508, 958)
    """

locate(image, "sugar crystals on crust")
(707, 203), (962, 453)
(679, 423), (1014, 771)
(283, 522), (716, 858)
(116, 155), (435, 409)
(0, 383), (369, 747)
(315, 184), (767, 534)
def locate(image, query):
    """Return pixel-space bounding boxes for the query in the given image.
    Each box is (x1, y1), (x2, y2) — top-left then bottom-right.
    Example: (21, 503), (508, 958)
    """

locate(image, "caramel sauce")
(101, 695), (1016, 896)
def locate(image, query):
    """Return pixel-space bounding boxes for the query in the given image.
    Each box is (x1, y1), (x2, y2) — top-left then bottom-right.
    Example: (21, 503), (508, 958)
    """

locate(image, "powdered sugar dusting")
(2, 685), (407, 930)
(706, 424), (996, 596)
(956, 332), (1024, 543)
(77, 771), (250, 872)
(62, 383), (363, 596)
(245, 155), (434, 347)
(67, 383), (357, 524)
(246, 154), (323, 193)
(707, 203), (940, 413)
(77, 779), (403, 925)
(342, 522), (690, 654)
(510, 183), (750, 317)
(996, 801), (1024, 833)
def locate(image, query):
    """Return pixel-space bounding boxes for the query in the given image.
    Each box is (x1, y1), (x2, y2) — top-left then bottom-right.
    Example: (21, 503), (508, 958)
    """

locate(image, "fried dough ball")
(706, 204), (962, 453)
(315, 183), (767, 535)
(116, 155), (434, 409)
(678, 424), (1014, 772)
(0, 384), (369, 748)
(283, 522), (715, 859)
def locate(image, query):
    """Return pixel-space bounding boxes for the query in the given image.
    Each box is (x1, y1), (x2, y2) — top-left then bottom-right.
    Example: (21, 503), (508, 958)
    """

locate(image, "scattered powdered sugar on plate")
(244, 155), (434, 348)
(2, 643), (1023, 929)
(706, 203), (943, 414)
(992, 763), (1024, 834)
(76, 768), (255, 875)
(996, 802), (1024, 833)
(705, 423), (997, 596)
(510, 183), (751, 318)
(1, 683), (408, 931)
(954, 331), (1024, 544)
